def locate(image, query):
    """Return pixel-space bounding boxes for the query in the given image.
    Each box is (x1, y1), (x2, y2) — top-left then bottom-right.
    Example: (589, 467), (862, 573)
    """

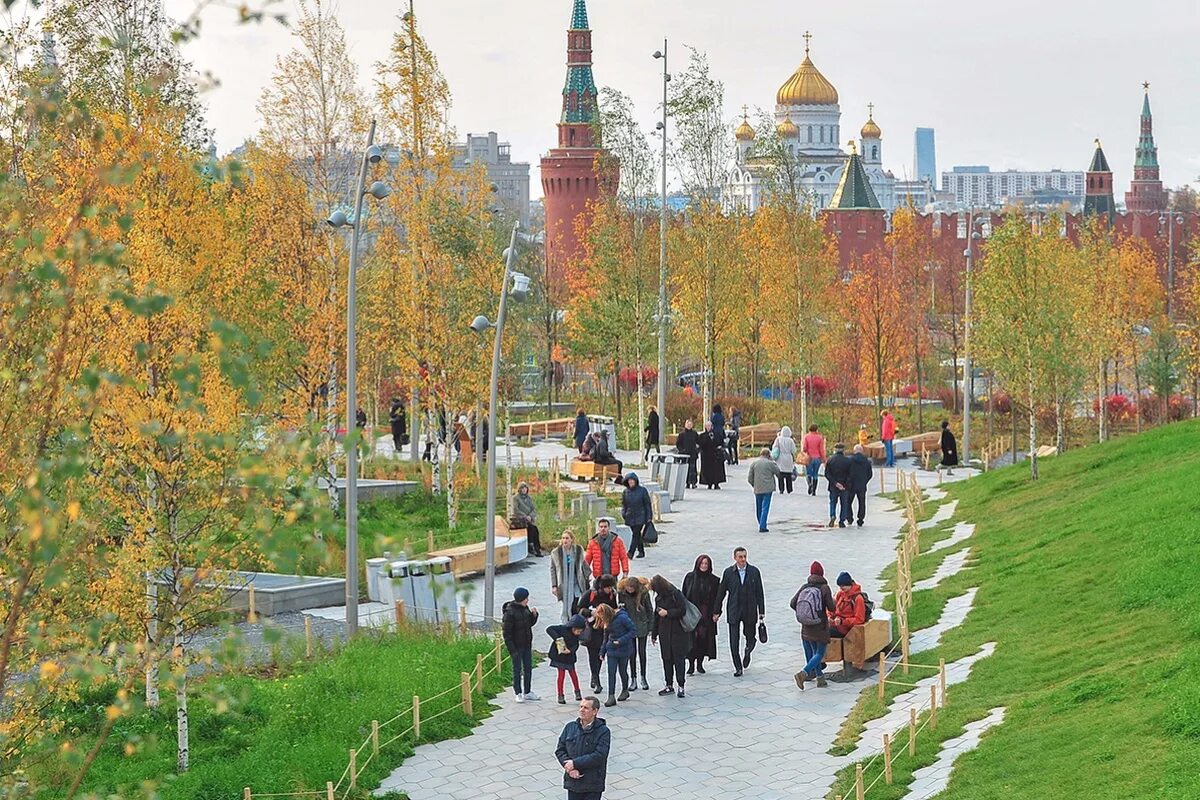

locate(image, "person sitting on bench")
(590, 431), (624, 484)
(830, 572), (868, 638)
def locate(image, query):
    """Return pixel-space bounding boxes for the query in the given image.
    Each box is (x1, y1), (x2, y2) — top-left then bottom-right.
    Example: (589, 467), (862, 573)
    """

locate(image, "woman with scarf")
(512, 482), (544, 556)
(550, 529), (590, 624)
(617, 577), (654, 691)
(682, 554), (721, 674)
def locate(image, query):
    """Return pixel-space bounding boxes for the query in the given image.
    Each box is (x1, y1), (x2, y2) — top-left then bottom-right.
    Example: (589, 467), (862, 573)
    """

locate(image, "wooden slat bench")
(824, 618), (892, 670)
(568, 459), (620, 482)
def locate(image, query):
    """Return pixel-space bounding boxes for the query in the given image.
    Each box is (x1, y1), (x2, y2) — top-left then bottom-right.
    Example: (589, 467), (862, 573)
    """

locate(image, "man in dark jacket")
(574, 409), (590, 452)
(501, 587), (540, 702)
(824, 443), (853, 529)
(389, 397), (406, 451)
(555, 696), (610, 800)
(790, 561), (837, 689)
(848, 444), (873, 527)
(713, 547), (765, 677)
(591, 431), (624, 484)
(675, 418), (701, 489)
(619, 473), (653, 559)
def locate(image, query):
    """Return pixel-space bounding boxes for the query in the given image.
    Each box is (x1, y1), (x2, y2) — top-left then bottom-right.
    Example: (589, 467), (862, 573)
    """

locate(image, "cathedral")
(725, 34), (897, 213)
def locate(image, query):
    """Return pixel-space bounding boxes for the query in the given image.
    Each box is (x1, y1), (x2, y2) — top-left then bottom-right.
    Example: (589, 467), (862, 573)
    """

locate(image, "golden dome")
(776, 117), (800, 138)
(776, 36), (839, 107)
(735, 114), (756, 142)
(861, 105), (881, 138)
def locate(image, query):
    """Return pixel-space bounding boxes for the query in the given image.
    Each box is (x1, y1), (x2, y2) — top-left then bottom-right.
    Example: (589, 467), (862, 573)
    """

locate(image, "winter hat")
(513, 587), (530, 602)
(810, 561), (825, 577)
(837, 571), (853, 587)
(568, 613), (587, 630)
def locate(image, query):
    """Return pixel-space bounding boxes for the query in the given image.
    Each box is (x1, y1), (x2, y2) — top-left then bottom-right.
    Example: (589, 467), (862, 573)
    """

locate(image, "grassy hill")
(831, 419), (1200, 798)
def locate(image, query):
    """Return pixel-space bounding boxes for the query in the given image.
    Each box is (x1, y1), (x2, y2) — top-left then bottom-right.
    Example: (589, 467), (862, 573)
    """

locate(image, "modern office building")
(913, 128), (936, 185)
(940, 166), (1085, 209)
(452, 132), (531, 228)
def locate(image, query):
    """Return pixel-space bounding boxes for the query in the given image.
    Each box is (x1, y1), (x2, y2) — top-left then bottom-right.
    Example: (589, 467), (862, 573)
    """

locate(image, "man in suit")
(713, 546), (765, 676)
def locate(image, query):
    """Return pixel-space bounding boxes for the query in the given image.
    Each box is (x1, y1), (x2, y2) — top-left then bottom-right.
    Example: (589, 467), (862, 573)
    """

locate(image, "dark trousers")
(644, 437), (660, 461)
(662, 651), (686, 687)
(728, 617), (757, 670)
(527, 523), (543, 555)
(629, 522), (647, 557)
(828, 488), (851, 522)
(777, 472), (794, 493)
(632, 635), (648, 679)
(607, 654), (630, 695)
(568, 792), (602, 800)
(851, 488), (867, 523)
(586, 639), (603, 685)
(511, 646), (532, 694)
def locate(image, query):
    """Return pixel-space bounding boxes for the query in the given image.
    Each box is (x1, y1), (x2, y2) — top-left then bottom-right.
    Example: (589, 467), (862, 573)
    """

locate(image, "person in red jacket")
(830, 571), (868, 636)
(585, 519), (630, 583)
(880, 410), (898, 467)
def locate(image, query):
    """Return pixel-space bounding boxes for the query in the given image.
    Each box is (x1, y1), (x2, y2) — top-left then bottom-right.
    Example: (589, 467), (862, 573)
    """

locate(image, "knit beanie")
(810, 561), (824, 577)
(837, 571), (853, 587)
(513, 587), (530, 602)
(568, 613), (587, 629)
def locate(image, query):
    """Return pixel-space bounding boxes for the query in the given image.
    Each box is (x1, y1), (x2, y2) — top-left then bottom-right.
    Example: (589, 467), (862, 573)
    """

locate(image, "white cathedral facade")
(725, 37), (897, 213)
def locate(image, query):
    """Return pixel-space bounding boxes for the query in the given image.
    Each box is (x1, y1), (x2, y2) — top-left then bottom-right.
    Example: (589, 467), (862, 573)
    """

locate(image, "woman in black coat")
(682, 554), (720, 674)
(650, 574), (691, 698)
(698, 421), (727, 489)
(940, 420), (959, 471)
(675, 419), (701, 489)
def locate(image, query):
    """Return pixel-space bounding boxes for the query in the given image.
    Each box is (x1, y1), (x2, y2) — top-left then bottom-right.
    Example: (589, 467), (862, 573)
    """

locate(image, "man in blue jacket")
(555, 695), (610, 800)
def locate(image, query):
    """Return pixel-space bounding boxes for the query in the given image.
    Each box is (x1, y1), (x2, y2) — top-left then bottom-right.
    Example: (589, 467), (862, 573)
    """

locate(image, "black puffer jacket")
(620, 473), (653, 527)
(501, 601), (539, 653)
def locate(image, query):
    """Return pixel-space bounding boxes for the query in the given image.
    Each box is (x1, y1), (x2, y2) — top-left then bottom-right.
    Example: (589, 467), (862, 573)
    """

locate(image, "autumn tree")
(888, 206), (937, 429)
(844, 250), (907, 417)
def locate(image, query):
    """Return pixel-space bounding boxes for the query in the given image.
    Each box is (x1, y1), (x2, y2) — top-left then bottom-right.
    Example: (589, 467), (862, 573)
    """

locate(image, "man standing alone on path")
(848, 444), (873, 527)
(619, 473), (653, 559)
(555, 696), (610, 800)
(713, 547), (765, 676)
(747, 448), (780, 532)
(644, 406), (660, 461)
(824, 444), (853, 528)
(881, 410), (897, 467)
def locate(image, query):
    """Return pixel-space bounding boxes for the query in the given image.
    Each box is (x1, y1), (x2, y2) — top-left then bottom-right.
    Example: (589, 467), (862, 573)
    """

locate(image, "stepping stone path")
(928, 521), (976, 554)
(904, 707), (1007, 799)
(918, 499), (959, 529)
(909, 588), (979, 654)
(913, 548), (973, 593)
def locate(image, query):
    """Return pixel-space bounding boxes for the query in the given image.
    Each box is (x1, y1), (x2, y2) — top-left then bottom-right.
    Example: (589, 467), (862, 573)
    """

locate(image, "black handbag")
(757, 621), (768, 643)
(643, 521), (659, 544)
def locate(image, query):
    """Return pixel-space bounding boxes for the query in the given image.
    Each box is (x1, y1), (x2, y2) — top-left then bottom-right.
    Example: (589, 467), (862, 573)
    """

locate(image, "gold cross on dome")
(803, 31), (812, 55)
(868, 102), (874, 119)
(742, 104), (749, 120)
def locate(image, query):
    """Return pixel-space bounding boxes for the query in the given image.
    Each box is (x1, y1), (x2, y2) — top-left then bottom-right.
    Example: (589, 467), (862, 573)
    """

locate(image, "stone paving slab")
(918, 499), (959, 529)
(927, 521), (975, 554)
(910, 588), (978, 654)
(913, 548), (973, 593)
(905, 707), (1007, 799)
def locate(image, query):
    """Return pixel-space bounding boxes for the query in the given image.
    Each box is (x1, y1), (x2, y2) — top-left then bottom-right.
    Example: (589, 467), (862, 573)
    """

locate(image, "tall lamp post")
(961, 218), (985, 468)
(472, 222), (535, 623)
(327, 119), (391, 636)
(1159, 212), (1184, 320)
(653, 42), (670, 445)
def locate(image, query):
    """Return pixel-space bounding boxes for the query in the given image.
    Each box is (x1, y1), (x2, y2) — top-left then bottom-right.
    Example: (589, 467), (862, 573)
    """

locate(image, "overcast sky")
(169, 0), (1200, 198)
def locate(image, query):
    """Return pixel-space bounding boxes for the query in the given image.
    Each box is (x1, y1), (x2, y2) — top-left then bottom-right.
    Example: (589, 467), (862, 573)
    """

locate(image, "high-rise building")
(913, 128), (936, 185)
(940, 166), (1085, 209)
(1124, 85), (1168, 212)
(1083, 139), (1115, 223)
(452, 132), (530, 228)
(540, 0), (616, 290)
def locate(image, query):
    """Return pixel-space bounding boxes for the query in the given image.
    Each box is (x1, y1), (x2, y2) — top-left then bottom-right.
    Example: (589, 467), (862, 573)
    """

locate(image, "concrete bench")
(824, 618), (892, 670)
(429, 516), (527, 578)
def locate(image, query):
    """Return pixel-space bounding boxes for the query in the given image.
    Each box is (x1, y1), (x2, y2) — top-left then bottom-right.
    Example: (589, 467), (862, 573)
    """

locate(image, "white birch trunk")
(446, 404), (458, 531)
(505, 404), (514, 517)
(325, 365), (340, 513)
(428, 409), (441, 495)
(1027, 388), (1039, 481)
(172, 597), (188, 772)
(145, 580), (159, 709)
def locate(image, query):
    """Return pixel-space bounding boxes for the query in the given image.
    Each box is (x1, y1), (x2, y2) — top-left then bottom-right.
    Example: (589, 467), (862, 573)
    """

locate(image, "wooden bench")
(824, 618), (892, 670)
(429, 516), (527, 578)
(568, 459), (620, 482)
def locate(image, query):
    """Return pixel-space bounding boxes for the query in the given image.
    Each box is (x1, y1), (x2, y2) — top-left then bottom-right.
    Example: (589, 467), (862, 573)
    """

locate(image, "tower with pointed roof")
(829, 142), (881, 211)
(540, 0), (615, 289)
(1124, 85), (1167, 212)
(1084, 139), (1115, 223)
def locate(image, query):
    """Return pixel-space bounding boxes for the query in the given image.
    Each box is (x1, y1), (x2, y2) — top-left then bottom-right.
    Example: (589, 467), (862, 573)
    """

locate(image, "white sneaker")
(514, 693), (525, 703)
(523, 691), (541, 701)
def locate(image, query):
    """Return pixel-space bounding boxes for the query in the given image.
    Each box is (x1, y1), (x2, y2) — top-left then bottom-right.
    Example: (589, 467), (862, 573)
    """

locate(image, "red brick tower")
(1124, 84), (1168, 212)
(540, 0), (614, 290)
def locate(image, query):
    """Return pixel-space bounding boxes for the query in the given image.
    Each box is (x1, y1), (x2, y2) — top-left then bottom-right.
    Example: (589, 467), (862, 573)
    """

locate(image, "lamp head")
(653, 50), (663, 59)
(366, 144), (383, 164)
(470, 315), (494, 335)
(368, 180), (391, 199)
(963, 248), (971, 257)
(327, 209), (350, 228)
(656, 122), (665, 131)
(971, 231), (982, 240)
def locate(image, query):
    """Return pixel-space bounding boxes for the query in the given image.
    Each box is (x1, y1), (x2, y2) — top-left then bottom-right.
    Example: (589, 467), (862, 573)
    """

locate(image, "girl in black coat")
(650, 574), (692, 698)
(575, 575), (619, 693)
(682, 554), (720, 674)
(547, 614), (587, 704)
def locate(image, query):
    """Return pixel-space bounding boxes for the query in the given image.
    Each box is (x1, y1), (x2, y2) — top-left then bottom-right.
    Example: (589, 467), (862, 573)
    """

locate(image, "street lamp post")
(653, 42), (670, 446)
(1159, 213), (1184, 320)
(327, 120), (391, 636)
(474, 223), (534, 623)
(961, 219), (984, 469)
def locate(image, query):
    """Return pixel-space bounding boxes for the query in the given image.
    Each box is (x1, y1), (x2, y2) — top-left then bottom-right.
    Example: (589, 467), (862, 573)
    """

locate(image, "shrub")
(790, 376), (835, 404)
(935, 386), (958, 410)
(664, 390), (702, 428)
(897, 383), (933, 400)
(617, 366), (658, 396)
(1092, 394), (1135, 424)
(992, 392), (1012, 414)
(714, 395), (763, 425)
(1138, 394), (1192, 424)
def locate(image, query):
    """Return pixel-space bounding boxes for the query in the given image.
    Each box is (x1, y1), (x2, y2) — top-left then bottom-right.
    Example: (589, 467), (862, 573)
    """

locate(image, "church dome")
(735, 116), (756, 141)
(776, 54), (838, 106)
(861, 110), (881, 139)
(776, 117), (800, 138)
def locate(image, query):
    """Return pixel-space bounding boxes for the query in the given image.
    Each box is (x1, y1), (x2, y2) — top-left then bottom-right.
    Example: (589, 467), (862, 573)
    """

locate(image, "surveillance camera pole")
(344, 119), (377, 636)
(484, 220), (522, 624)
(655, 40), (669, 447)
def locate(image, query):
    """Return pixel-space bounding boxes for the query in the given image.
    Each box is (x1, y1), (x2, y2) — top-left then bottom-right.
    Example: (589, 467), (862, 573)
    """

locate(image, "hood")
(838, 582), (863, 595)
(577, 716), (609, 732)
(806, 574), (829, 588)
(781, 426), (793, 438)
(517, 481), (530, 493)
(623, 472), (640, 488)
(567, 613), (587, 629)
(502, 600), (521, 614)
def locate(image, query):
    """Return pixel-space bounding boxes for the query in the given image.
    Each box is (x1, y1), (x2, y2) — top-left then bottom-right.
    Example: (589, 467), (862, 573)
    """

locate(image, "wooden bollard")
(371, 719), (380, 755)
(304, 615), (313, 658)
(855, 763), (865, 800)
(901, 624), (910, 674)
(895, 467), (901, 491)
(883, 733), (893, 784)
(326, 782), (334, 800)
(558, 487), (566, 519)
(244, 788), (251, 800)
(544, 421), (549, 439)
(247, 586), (257, 624)
(427, 529), (435, 551)
(879, 467), (885, 493)
(909, 707), (917, 756)
(878, 652), (886, 700)
(475, 652), (484, 689)
(395, 599), (406, 627)
(349, 748), (357, 788)
(939, 658), (947, 706)
(413, 694), (421, 740)
(494, 635), (502, 672)
(461, 671), (473, 715)
(459, 605), (468, 634)
(930, 685), (938, 729)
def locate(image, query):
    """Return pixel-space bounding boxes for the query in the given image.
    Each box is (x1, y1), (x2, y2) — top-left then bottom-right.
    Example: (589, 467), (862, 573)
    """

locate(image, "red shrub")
(897, 383), (933, 400)
(664, 390), (702, 428)
(1138, 394), (1192, 424)
(791, 376), (835, 404)
(618, 367), (659, 395)
(991, 392), (1012, 414)
(1092, 394), (1135, 424)
(935, 387), (957, 410)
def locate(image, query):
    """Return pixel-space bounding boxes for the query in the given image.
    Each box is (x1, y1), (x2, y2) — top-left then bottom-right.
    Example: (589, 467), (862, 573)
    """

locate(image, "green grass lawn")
(828, 419), (1200, 798)
(46, 629), (509, 800)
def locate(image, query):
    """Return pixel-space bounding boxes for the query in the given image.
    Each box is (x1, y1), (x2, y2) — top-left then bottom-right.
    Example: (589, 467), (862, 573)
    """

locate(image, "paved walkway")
(375, 443), (969, 799)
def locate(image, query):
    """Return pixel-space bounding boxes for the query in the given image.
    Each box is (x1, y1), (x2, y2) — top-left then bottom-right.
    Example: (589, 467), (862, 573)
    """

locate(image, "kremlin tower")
(540, 0), (616, 290)
(1124, 85), (1167, 212)
(1083, 139), (1115, 223)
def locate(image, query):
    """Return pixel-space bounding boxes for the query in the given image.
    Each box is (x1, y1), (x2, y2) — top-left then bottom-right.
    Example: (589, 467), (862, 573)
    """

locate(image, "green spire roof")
(1134, 88), (1159, 170)
(1088, 139), (1111, 172)
(829, 144), (881, 210)
(1141, 91), (1151, 118)
(570, 0), (589, 30)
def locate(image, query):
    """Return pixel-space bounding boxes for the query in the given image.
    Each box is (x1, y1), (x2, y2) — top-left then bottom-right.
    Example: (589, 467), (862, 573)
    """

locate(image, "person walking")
(502, 587), (540, 702)
(574, 408), (591, 452)
(771, 425), (799, 494)
(547, 614), (588, 704)
(711, 403), (726, 442)
(940, 420), (959, 474)
(649, 574), (691, 698)
(676, 418), (701, 489)
(682, 554), (720, 674)
(698, 421), (727, 490)
(791, 561), (836, 690)
(592, 604), (636, 707)
(727, 406), (742, 464)
(801, 424), (827, 496)
(881, 410), (898, 467)
(824, 443), (852, 528)
(713, 547), (765, 677)
(848, 445), (873, 527)
(746, 447), (781, 532)
(512, 482), (544, 556)
(551, 530), (590, 624)
(555, 696), (610, 800)
(618, 578), (653, 691)
(644, 406), (660, 462)
(585, 519), (630, 583)
(389, 397), (407, 452)
(619, 473), (653, 559)
(577, 575), (619, 693)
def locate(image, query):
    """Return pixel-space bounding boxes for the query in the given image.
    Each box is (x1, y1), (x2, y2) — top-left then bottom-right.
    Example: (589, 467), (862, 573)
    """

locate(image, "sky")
(169, 0), (1200, 199)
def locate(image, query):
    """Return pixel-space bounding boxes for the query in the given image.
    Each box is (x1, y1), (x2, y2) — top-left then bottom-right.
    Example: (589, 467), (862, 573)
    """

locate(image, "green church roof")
(570, 0), (589, 30)
(829, 144), (881, 210)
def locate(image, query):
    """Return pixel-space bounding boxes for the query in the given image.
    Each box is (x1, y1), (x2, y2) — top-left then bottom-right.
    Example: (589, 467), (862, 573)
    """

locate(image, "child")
(546, 614), (588, 704)
(857, 423), (870, 449)
(501, 587), (540, 702)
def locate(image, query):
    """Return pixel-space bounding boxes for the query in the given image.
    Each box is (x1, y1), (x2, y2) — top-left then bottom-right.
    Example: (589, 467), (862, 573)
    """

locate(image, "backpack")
(855, 591), (876, 620)
(794, 585), (825, 626)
